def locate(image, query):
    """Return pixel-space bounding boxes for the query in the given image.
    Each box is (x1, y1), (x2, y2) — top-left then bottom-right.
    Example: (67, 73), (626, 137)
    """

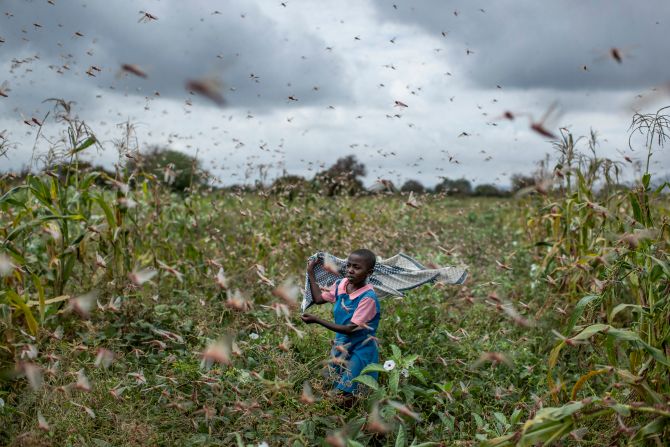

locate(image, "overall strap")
(361, 289), (380, 309)
(333, 279), (343, 300)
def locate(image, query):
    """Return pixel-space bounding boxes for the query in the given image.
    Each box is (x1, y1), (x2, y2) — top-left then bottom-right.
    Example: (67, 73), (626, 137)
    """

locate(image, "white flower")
(249, 332), (259, 340)
(257, 442), (269, 447)
(400, 368), (409, 378)
(383, 360), (396, 371)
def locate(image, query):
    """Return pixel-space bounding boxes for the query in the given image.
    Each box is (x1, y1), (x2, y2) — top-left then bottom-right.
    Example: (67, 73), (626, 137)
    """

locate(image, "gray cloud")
(372, 0), (670, 91)
(0, 0), (350, 114)
(1, 0), (668, 187)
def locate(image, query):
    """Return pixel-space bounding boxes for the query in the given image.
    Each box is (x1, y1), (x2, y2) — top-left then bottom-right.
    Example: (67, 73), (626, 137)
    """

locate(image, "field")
(1, 152), (668, 446)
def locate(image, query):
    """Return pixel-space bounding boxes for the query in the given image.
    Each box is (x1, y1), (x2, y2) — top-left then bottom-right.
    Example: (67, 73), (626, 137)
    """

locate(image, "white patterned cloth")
(302, 252), (468, 312)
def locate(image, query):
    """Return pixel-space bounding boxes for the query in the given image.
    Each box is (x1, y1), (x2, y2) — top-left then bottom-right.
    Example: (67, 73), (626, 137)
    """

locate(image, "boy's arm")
(307, 259), (326, 304)
(301, 314), (361, 335)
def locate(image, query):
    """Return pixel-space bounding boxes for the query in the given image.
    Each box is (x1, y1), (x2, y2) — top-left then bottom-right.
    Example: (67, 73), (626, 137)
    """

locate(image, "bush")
(269, 174), (311, 201)
(313, 154), (366, 196)
(400, 179), (425, 193)
(434, 177), (472, 196)
(473, 183), (507, 197)
(128, 146), (207, 193)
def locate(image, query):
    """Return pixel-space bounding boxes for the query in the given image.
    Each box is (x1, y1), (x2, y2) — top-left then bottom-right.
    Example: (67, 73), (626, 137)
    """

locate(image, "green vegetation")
(0, 104), (668, 446)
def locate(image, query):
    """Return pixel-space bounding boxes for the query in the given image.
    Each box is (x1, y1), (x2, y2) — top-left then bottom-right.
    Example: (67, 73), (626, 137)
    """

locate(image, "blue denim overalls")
(328, 279), (381, 394)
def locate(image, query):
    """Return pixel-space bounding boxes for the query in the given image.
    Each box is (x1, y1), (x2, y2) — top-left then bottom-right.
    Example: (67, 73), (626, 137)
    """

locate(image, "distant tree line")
(4, 147), (543, 198)
(263, 154), (535, 199)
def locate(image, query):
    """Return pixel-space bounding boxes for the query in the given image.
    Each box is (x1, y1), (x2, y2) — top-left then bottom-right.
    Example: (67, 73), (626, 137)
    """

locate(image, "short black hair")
(350, 248), (376, 271)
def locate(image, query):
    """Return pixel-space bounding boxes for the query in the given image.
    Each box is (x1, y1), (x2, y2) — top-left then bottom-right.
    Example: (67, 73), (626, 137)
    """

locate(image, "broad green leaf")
(391, 344), (401, 359)
(610, 404), (630, 417)
(352, 374), (378, 391)
(360, 363), (387, 375)
(389, 369), (399, 395)
(493, 412), (508, 426)
(473, 413), (484, 428)
(403, 354), (418, 367)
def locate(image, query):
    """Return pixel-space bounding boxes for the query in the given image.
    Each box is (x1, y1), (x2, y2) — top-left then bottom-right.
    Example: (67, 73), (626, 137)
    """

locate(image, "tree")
(313, 154), (367, 196)
(473, 183), (506, 197)
(400, 179), (425, 194)
(128, 146), (207, 193)
(434, 177), (472, 196)
(269, 174), (310, 201)
(509, 174), (535, 194)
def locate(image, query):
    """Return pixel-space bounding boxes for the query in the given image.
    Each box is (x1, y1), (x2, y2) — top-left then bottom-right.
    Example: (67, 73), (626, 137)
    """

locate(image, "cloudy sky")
(1, 0), (669, 188)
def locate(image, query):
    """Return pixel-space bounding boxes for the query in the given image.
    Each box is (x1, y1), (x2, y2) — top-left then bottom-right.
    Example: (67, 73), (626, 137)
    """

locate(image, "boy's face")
(346, 253), (372, 285)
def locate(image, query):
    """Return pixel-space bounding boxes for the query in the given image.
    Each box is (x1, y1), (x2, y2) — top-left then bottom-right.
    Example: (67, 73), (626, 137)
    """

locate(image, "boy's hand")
(307, 258), (321, 273)
(301, 313), (318, 324)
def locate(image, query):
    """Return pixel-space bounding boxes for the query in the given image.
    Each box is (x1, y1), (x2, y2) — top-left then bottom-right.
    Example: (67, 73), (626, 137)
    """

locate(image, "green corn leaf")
(81, 171), (101, 190)
(6, 290), (39, 335)
(647, 255), (670, 279)
(571, 323), (609, 340)
(71, 135), (96, 154)
(566, 294), (600, 334)
(642, 173), (650, 189)
(527, 401), (586, 424)
(571, 324), (670, 366)
(609, 303), (646, 322)
(653, 181), (669, 194)
(630, 417), (665, 443)
(395, 423), (406, 447)
(31, 273), (46, 322)
(0, 184), (29, 205)
(95, 194), (117, 231)
(629, 192), (643, 223)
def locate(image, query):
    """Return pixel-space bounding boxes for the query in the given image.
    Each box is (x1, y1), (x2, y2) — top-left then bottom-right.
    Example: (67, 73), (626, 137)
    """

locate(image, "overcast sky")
(1, 0), (669, 188)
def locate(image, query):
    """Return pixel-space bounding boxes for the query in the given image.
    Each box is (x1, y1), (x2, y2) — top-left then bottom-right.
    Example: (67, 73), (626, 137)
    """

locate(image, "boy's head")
(346, 249), (376, 284)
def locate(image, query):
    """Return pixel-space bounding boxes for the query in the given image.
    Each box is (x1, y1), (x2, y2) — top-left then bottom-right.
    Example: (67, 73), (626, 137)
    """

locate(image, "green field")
(1, 162), (668, 446)
(0, 104), (669, 447)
